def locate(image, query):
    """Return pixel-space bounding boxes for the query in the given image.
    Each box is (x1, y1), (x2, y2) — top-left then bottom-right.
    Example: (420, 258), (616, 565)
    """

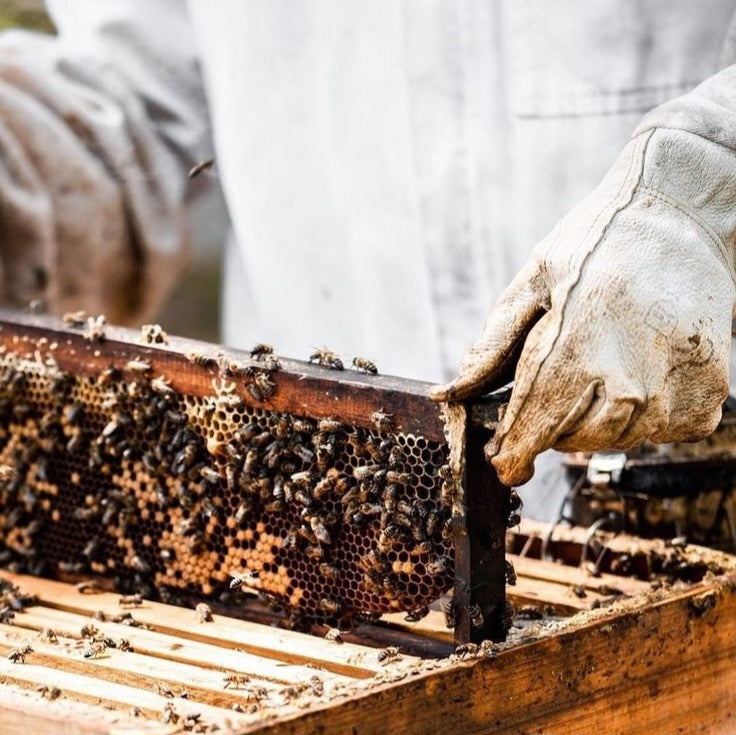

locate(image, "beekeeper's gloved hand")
(432, 65), (736, 487)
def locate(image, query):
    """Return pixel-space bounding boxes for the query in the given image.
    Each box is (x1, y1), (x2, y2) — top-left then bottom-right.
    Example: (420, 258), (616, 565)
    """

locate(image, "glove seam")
(638, 185), (736, 287)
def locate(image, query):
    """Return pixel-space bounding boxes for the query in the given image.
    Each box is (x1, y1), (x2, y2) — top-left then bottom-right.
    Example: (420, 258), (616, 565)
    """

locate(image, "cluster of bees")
(0, 340), (456, 625)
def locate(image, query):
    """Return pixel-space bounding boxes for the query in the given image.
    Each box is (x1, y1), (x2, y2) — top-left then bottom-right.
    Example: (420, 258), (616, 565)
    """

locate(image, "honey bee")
(249, 343), (274, 359)
(309, 516), (331, 545)
(199, 466), (220, 485)
(119, 593), (143, 608)
(126, 358), (152, 374)
(62, 310), (87, 327)
(83, 314), (106, 342)
(75, 581), (100, 595)
(506, 512), (521, 528)
(377, 646), (401, 664)
(508, 488), (523, 512)
(371, 411), (395, 432)
(37, 685), (61, 700)
(468, 603), (484, 629)
(313, 474), (335, 500)
(150, 375), (173, 394)
(404, 606), (429, 623)
(309, 675), (324, 697)
(188, 157), (215, 179)
(229, 570), (259, 589)
(117, 639), (133, 652)
(154, 682), (175, 698)
(139, 324), (168, 345)
(319, 562), (339, 580)
(324, 627), (343, 644)
(426, 556), (450, 575)
(40, 628), (58, 644)
(351, 357), (378, 375)
(353, 464), (380, 481)
(409, 540), (433, 556)
(304, 545), (325, 560)
(454, 643), (479, 660)
(82, 641), (108, 659)
(223, 674), (251, 689)
(263, 354), (281, 372)
(318, 598), (341, 615)
(505, 559), (517, 586)
(195, 602), (213, 623)
(309, 348), (343, 370)
(254, 371), (275, 399)
(7, 645), (33, 663)
(162, 702), (179, 725)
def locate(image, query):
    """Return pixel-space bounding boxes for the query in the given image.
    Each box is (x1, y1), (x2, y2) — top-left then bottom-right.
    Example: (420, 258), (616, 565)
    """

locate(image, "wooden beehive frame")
(0, 309), (510, 645)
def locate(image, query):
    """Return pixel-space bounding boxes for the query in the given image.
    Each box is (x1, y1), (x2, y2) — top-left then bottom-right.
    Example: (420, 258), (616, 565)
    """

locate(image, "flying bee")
(229, 569), (259, 589)
(371, 411), (395, 432)
(404, 606), (429, 623)
(223, 674), (251, 689)
(8, 645), (33, 663)
(505, 559), (517, 586)
(188, 157), (215, 179)
(377, 646), (401, 665)
(250, 343), (274, 359)
(468, 603), (484, 629)
(324, 627), (343, 644)
(195, 603), (213, 623)
(309, 347), (343, 370)
(351, 357), (378, 375)
(319, 598), (341, 615)
(82, 641), (107, 659)
(126, 358), (151, 374)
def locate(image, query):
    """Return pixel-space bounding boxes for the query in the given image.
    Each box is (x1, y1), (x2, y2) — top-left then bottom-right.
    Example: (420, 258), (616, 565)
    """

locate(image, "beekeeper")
(1, 1), (735, 514)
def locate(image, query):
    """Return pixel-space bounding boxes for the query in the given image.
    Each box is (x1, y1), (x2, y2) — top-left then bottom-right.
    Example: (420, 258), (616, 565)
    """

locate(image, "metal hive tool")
(0, 310), (510, 644)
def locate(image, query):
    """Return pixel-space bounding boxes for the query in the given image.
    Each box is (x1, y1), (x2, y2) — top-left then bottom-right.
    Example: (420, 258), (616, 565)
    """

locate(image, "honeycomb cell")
(0, 348), (455, 624)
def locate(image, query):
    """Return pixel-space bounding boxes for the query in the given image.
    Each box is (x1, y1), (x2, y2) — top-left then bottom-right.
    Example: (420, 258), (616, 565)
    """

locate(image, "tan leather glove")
(432, 66), (736, 487)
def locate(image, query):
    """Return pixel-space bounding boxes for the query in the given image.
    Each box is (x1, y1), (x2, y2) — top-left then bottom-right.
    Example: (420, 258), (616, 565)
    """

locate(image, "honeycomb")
(0, 345), (453, 625)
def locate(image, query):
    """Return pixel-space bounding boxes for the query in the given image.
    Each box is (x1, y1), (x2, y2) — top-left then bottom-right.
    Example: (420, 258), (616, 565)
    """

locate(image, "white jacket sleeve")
(0, 0), (212, 321)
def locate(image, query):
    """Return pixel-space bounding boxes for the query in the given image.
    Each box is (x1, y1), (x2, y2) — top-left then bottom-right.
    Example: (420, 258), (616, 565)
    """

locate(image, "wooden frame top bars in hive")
(0, 309), (511, 646)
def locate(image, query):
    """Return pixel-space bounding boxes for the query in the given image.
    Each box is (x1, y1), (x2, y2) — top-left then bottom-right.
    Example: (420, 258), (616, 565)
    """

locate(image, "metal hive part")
(0, 313), (454, 625)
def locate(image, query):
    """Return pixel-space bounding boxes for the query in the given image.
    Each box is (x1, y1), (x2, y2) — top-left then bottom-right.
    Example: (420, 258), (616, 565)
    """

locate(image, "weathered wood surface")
(0, 309), (446, 440)
(248, 576), (736, 735)
(5, 572), (390, 678)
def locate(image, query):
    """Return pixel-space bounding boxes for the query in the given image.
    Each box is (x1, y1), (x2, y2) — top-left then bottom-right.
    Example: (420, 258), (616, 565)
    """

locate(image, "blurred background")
(0, 0), (224, 343)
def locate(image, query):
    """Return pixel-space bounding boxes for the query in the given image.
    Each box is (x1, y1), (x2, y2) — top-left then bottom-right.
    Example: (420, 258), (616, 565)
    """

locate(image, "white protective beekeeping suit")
(3, 1), (736, 517)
